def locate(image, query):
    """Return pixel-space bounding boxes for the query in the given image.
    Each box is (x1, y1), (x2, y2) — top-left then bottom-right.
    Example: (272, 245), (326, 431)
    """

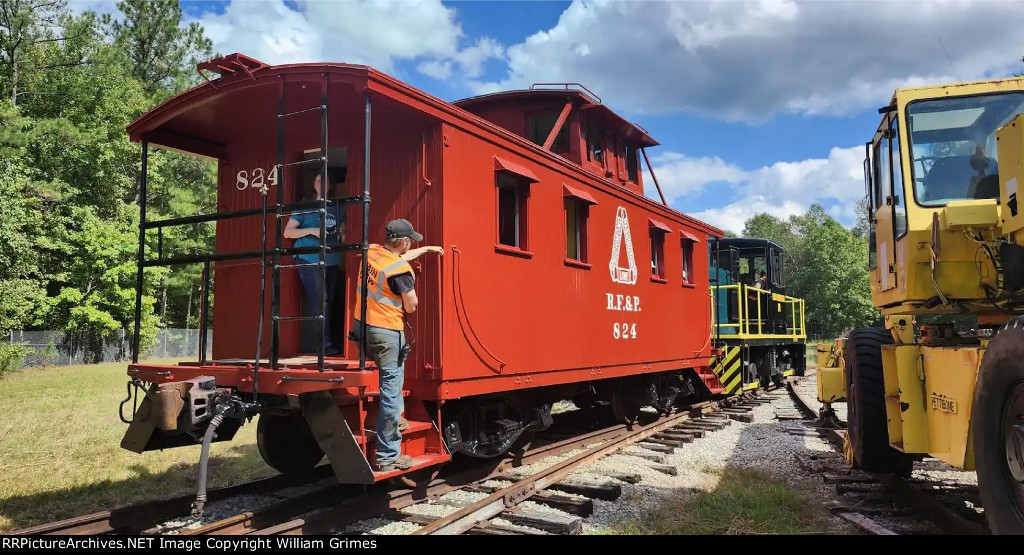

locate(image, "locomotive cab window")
(497, 172), (530, 251)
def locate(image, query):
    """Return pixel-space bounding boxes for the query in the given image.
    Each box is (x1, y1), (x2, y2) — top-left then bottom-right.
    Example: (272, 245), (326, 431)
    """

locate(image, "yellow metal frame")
(816, 339), (846, 403)
(871, 76), (1024, 316)
(711, 284), (806, 341)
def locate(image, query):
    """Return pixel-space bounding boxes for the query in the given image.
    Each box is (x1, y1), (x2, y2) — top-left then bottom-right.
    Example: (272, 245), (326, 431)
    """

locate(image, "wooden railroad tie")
(685, 419), (728, 429)
(466, 522), (552, 536)
(823, 473), (875, 484)
(835, 512), (899, 536)
(392, 510), (568, 535)
(835, 483), (886, 494)
(670, 426), (705, 438)
(464, 485), (594, 517)
(643, 436), (687, 448)
(498, 507), (582, 535)
(727, 413), (754, 423)
(636, 442), (675, 454)
(785, 427), (822, 436)
(424, 496), (584, 534)
(648, 463), (678, 476)
(622, 449), (666, 464)
(604, 472), (642, 484)
(653, 431), (694, 442)
(828, 504), (912, 517)
(547, 479), (622, 501)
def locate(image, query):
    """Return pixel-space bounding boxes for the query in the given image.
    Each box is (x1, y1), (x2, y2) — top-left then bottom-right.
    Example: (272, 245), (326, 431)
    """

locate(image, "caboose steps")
(370, 453), (450, 481)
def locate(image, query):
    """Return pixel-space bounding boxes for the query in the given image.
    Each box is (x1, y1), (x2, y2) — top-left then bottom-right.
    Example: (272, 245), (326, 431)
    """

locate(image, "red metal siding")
(212, 75), (372, 360)
(439, 125), (713, 399)
(341, 98), (442, 396)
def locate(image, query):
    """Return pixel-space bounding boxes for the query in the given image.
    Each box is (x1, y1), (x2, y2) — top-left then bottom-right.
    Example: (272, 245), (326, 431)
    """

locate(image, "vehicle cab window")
(908, 93), (1024, 206)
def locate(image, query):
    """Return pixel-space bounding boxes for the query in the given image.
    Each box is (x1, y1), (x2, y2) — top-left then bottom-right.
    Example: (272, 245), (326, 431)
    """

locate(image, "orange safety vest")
(353, 245), (414, 331)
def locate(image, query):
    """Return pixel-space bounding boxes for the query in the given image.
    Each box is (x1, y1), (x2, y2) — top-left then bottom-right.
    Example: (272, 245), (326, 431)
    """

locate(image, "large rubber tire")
(845, 327), (913, 476)
(257, 413), (324, 476)
(973, 319), (1024, 534)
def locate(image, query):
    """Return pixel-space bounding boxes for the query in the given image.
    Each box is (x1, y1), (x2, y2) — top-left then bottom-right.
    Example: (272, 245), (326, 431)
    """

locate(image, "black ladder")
(255, 74), (372, 373)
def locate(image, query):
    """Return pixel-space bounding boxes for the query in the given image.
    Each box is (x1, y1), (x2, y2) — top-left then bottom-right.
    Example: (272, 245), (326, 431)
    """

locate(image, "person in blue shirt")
(284, 172), (344, 356)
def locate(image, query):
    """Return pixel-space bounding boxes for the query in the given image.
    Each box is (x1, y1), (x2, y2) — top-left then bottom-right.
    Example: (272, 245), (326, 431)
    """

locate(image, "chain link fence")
(6, 329), (212, 368)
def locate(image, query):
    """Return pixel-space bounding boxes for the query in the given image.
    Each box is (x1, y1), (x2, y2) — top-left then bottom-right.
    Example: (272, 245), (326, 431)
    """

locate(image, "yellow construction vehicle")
(816, 75), (1024, 533)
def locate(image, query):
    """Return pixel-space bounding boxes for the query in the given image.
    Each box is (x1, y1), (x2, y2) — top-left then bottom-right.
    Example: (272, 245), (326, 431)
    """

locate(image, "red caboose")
(119, 54), (722, 506)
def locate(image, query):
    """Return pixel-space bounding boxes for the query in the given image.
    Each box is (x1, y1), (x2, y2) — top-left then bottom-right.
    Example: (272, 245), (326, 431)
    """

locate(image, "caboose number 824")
(119, 54), (738, 513)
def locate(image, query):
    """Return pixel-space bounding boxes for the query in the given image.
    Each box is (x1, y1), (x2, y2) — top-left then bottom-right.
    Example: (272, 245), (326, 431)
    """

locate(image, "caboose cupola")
(453, 84), (659, 197)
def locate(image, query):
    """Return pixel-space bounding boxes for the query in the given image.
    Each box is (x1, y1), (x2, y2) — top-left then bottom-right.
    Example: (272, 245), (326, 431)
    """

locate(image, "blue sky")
(83, 0), (1024, 233)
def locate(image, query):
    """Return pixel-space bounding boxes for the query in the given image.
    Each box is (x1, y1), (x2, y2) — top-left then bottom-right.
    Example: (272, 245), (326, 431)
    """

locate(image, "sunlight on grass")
(608, 468), (831, 535)
(0, 360), (274, 532)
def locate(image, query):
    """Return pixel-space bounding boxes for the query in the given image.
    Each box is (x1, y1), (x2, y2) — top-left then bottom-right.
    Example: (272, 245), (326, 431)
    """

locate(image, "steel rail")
(413, 402), (739, 535)
(11, 467), (334, 535)
(785, 376), (988, 535)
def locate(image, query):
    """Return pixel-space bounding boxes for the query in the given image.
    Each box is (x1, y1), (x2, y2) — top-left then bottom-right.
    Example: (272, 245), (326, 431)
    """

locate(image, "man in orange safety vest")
(352, 219), (442, 472)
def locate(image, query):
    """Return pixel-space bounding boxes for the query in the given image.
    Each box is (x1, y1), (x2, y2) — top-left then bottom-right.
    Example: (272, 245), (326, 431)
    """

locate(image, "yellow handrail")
(710, 284), (806, 340)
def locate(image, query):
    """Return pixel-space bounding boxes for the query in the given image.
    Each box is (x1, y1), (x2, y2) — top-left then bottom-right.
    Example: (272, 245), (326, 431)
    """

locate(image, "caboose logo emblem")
(609, 206), (637, 285)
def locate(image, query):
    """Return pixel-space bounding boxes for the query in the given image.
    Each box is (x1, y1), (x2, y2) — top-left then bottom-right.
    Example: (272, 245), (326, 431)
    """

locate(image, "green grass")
(0, 360), (274, 532)
(607, 468), (832, 535)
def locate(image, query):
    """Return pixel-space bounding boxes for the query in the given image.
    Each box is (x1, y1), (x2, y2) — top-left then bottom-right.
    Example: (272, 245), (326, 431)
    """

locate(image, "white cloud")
(689, 196), (806, 236)
(417, 59), (453, 80)
(478, 0), (1024, 121)
(646, 146), (864, 234)
(644, 152), (746, 199)
(191, 0), (503, 79)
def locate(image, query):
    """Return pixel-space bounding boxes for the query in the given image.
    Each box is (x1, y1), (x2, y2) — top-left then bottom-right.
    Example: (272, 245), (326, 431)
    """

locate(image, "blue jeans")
(353, 321), (406, 464)
(298, 265), (340, 351)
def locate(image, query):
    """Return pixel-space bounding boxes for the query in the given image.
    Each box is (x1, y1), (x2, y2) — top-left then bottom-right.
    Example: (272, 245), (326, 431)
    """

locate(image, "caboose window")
(682, 240), (694, 284)
(497, 173), (529, 249)
(563, 184), (597, 267)
(681, 230), (700, 286)
(625, 144), (639, 183)
(586, 119), (604, 164)
(564, 199), (589, 263)
(565, 199), (582, 261)
(528, 112), (569, 153)
(650, 231), (666, 280)
(650, 233), (665, 279)
(649, 218), (670, 281)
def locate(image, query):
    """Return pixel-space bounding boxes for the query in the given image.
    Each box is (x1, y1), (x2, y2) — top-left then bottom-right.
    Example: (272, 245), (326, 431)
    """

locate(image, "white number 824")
(235, 167), (280, 191)
(613, 322), (637, 340)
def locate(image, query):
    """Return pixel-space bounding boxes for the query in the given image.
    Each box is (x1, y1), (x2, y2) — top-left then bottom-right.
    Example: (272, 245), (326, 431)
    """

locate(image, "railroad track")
(175, 392), (771, 536)
(785, 374), (989, 535)
(14, 388), (781, 536)
(10, 467), (337, 535)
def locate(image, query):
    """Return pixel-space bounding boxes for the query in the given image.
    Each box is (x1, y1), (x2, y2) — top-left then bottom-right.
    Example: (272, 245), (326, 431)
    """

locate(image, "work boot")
(374, 454), (413, 472)
(398, 417), (409, 432)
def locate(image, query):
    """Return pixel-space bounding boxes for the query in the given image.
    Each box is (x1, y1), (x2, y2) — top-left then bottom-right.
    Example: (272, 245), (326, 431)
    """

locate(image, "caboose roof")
(454, 88), (659, 148)
(126, 54), (722, 238)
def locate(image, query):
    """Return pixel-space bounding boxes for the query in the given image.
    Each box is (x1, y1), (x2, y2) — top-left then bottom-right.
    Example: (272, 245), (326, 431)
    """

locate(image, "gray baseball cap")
(385, 219), (423, 242)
